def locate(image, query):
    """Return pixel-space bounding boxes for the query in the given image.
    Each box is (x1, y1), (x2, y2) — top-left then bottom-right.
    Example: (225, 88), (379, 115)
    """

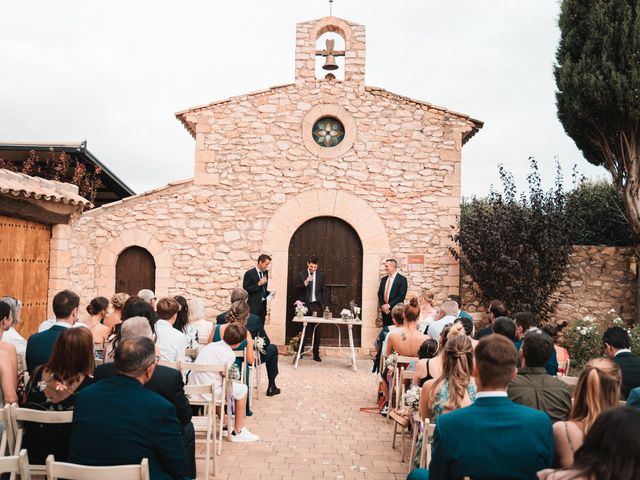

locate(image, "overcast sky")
(0, 0), (608, 197)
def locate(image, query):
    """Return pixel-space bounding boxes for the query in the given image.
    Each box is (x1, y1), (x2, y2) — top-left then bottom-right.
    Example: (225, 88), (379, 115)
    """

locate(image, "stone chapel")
(52, 16), (482, 351)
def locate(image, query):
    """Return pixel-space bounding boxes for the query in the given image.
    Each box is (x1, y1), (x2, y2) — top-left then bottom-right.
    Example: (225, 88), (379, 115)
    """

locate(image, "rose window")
(312, 117), (345, 148)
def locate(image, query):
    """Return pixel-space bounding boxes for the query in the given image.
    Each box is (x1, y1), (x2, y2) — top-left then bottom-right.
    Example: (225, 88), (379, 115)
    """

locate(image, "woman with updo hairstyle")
(552, 357), (622, 467)
(208, 300), (255, 415)
(103, 292), (129, 331)
(79, 296), (111, 343)
(385, 297), (430, 358)
(417, 289), (437, 333)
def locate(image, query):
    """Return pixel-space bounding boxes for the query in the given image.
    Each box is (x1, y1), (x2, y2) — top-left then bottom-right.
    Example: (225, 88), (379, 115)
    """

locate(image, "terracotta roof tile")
(0, 168), (91, 209)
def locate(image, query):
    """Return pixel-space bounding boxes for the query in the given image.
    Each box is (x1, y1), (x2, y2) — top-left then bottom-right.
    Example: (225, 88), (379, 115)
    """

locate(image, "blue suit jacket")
(25, 325), (67, 374)
(429, 396), (554, 480)
(627, 386), (640, 408)
(69, 375), (188, 480)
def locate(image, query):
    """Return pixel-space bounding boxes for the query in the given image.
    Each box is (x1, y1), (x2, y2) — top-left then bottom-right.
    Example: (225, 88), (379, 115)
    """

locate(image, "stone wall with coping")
(460, 245), (636, 326)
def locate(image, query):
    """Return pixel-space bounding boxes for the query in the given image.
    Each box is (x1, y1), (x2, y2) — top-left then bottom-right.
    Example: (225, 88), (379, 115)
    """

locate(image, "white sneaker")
(230, 427), (260, 443)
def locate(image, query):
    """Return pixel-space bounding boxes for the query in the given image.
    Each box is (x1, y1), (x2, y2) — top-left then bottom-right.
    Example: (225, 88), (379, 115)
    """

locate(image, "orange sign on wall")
(407, 254), (425, 272)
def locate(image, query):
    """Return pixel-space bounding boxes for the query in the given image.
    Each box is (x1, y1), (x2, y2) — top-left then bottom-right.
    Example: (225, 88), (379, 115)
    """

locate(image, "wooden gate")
(0, 215), (51, 337)
(286, 216), (363, 347)
(115, 246), (156, 296)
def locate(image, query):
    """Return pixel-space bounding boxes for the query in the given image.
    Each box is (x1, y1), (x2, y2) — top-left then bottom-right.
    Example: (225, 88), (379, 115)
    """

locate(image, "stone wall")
(461, 245), (636, 326)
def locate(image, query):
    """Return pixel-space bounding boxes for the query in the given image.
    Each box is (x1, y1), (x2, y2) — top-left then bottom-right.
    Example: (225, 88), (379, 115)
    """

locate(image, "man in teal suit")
(25, 290), (79, 374)
(69, 337), (188, 480)
(409, 334), (554, 480)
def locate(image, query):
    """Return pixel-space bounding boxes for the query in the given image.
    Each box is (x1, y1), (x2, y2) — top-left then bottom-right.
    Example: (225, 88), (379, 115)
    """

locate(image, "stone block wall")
(461, 245), (636, 326)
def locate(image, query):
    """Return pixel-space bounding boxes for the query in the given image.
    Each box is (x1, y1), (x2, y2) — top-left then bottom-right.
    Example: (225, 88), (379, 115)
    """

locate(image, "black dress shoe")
(266, 386), (281, 396)
(313, 356), (322, 362)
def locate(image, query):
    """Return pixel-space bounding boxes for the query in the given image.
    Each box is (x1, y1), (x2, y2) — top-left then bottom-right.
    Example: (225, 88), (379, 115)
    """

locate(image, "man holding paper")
(243, 254), (272, 326)
(295, 257), (326, 362)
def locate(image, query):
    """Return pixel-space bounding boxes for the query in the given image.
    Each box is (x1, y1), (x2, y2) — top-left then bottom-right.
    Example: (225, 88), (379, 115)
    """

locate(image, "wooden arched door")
(115, 246), (156, 296)
(286, 216), (363, 347)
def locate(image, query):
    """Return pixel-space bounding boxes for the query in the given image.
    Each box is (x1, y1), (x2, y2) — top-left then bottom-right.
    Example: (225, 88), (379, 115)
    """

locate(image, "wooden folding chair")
(181, 362), (228, 456)
(185, 347), (199, 359)
(387, 356), (418, 419)
(235, 349), (255, 406)
(0, 403), (13, 457)
(158, 359), (179, 369)
(10, 405), (73, 476)
(558, 375), (579, 388)
(390, 368), (415, 462)
(46, 455), (149, 480)
(184, 384), (216, 478)
(252, 343), (264, 401)
(418, 420), (436, 468)
(0, 450), (30, 480)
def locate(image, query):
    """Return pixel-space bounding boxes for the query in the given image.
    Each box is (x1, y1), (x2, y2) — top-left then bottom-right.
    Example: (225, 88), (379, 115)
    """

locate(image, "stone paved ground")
(201, 355), (408, 480)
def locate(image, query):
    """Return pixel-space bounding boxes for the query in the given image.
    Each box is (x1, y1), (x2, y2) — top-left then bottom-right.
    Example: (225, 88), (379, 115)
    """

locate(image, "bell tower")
(294, 16), (366, 86)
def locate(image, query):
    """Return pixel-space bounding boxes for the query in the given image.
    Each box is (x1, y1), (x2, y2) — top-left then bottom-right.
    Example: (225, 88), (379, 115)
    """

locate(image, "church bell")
(322, 54), (339, 71)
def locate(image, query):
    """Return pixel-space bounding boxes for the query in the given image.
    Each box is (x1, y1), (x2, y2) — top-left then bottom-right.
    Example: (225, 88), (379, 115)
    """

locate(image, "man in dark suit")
(604, 326), (640, 399)
(242, 254), (271, 325)
(69, 336), (188, 480)
(295, 257), (326, 361)
(409, 334), (554, 480)
(377, 259), (407, 328)
(217, 288), (281, 396)
(93, 317), (196, 478)
(475, 299), (509, 340)
(26, 289), (79, 374)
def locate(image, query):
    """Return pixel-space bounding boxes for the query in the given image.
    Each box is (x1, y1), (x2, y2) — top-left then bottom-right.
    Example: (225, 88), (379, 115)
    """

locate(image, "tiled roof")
(0, 168), (91, 209)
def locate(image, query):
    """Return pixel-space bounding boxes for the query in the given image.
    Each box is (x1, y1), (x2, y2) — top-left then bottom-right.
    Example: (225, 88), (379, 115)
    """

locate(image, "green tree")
(451, 159), (576, 321)
(555, 0), (640, 320)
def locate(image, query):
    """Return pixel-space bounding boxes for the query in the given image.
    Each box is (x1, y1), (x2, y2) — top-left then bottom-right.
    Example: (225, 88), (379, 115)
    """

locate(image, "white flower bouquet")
(294, 300), (308, 317)
(254, 336), (266, 354)
(384, 352), (398, 372)
(340, 308), (353, 321)
(227, 363), (241, 382)
(402, 385), (421, 410)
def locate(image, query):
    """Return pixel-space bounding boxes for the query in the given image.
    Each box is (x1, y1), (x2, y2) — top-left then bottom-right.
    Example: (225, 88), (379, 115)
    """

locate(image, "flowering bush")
(564, 309), (640, 370)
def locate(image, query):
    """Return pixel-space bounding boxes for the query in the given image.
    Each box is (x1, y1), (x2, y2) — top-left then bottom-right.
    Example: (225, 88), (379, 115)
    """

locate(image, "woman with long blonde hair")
(419, 324), (476, 421)
(552, 357), (621, 467)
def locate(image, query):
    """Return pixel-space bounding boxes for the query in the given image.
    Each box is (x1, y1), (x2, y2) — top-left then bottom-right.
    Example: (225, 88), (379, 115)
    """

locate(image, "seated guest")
(69, 337), (188, 479)
(137, 289), (157, 310)
(412, 338), (439, 387)
(0, 296), (27, 354)
(552, 358), (621, 467)
(426, 300), (457, 340)
(445, 294), (473, 321)
(22, 328), (94, 464)
(542, 321), (570, 375)
(454, 316), (478, 348)
(172, 296), (194, 344)
(0, 301), (19, 403)
(26, 290), (79, 374)
(474, 299), (508, 340)
(78, 296), (111, 344)
(94, 317), (196, 479)
(187, 297), (213, 344)
(417, 324), (465, 387)
(105, 297), (157, 361)
(155, 297), (187, 362)
(539, 406), (640, 480)
(191, 323), (259, 443)
(603, 326), (640, 399)
(417, 289), (437, 333)
(420, 330), (476, 421)
(492, 316), (516, 341)
(381, 304), (405, 358)
(409, 334), (553, 480)
(386, 298), (430, 358)
(513, 311), (537, 352)
(220, 288), (280, 396)
(508, 330), (572, 423)
(103, 292), (129, 332)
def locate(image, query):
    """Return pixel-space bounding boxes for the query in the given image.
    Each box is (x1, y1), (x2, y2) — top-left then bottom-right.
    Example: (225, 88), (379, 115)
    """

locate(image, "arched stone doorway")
(286, 216), (363, 346)
(115, 246), (156, 296)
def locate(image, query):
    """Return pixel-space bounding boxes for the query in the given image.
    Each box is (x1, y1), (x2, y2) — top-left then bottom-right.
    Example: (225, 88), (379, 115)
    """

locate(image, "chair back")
(185, 347), (199, 358)
(10, 405), (73, 456)
(0, 404), (12, 456)
(0, 450), (30, 480)
(234, 349), (247, 382)
(94, 343), (106, 367)
(558, 375), (579, 388)
(158, 359), (179, 369)
(46, 455), (149, 480)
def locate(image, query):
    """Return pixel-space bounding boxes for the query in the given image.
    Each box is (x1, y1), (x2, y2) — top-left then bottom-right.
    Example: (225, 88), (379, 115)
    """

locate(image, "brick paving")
(204, 355), (408, 480)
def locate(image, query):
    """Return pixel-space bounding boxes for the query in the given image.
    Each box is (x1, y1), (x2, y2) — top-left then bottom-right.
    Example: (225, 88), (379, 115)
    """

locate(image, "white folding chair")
(0, 403), (13, 457)
(181, 362), (228, 456)
(10, 405), (73, 475)
(558, 375), (579, 388)
(185, 347), (199, 359)
(390, 368), (415, 462)
(46, 455), (149, 480)
(0, 450), (30, 480)
(158, 359), (179, 369)
(184, 384), (216, 478)
(419, 421), (436, 468)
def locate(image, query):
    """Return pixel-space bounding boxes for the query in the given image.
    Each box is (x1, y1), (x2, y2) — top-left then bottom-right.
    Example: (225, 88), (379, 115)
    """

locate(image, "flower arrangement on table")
(254, 336), (266, 355)
(340, 308), (354, 321)
(294, 300), (308, 318)
(353, 306), (361, 321)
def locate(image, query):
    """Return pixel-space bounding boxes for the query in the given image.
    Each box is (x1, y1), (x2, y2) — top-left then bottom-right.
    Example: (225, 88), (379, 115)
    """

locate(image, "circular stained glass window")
(312, 117), (345, 148)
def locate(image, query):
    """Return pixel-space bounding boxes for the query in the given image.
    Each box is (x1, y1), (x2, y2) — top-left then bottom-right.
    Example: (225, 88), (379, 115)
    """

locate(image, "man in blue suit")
(69, 336), (188, 480)
(25, 289), (79, 374)
(409, 334), (554, 480)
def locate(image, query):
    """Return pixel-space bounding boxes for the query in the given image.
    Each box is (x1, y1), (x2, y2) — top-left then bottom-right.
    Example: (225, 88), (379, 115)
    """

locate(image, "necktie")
(384, 276), (392, 303)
